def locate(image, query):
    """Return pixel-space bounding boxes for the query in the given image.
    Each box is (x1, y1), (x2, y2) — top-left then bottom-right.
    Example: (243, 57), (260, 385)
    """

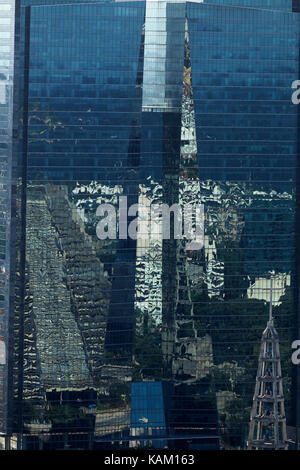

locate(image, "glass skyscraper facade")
(0, 0), (300, 450)
(0, 0), (17, 437)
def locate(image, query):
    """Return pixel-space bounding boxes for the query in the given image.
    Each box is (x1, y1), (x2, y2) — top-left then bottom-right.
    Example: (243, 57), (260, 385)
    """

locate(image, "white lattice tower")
(247, 279), (288, 450)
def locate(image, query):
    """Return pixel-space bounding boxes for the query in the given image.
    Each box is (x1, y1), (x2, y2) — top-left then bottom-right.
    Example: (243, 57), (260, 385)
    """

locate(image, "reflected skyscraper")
(0, 0), (300, 450)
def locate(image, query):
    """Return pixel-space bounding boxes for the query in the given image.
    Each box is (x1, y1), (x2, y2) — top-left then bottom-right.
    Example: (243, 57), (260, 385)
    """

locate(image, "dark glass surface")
(8, 0), (300, 450)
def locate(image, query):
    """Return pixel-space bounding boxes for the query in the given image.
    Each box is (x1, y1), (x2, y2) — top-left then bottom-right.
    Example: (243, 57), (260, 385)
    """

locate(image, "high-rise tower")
(1, 0), (299, 450)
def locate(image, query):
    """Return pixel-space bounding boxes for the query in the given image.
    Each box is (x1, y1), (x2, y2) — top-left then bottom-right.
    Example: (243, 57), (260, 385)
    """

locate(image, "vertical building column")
(0, 0), (16, 437)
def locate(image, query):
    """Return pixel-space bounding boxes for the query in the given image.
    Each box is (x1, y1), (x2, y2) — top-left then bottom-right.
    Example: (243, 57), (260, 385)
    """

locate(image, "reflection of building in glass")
(129, 382), (168, 449)
(248, 283), (288, 450)
(2, 0), (300, 450)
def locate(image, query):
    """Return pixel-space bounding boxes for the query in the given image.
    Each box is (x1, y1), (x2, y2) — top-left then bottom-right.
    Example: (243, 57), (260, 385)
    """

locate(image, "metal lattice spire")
(247, 278), (288, 450)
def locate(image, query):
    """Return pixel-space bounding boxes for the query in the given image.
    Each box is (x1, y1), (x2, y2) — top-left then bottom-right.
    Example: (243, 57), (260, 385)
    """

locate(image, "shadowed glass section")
(13, 1), (146, 449)
(187, 1), (299, 448)
(205, 0), (293, 11)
